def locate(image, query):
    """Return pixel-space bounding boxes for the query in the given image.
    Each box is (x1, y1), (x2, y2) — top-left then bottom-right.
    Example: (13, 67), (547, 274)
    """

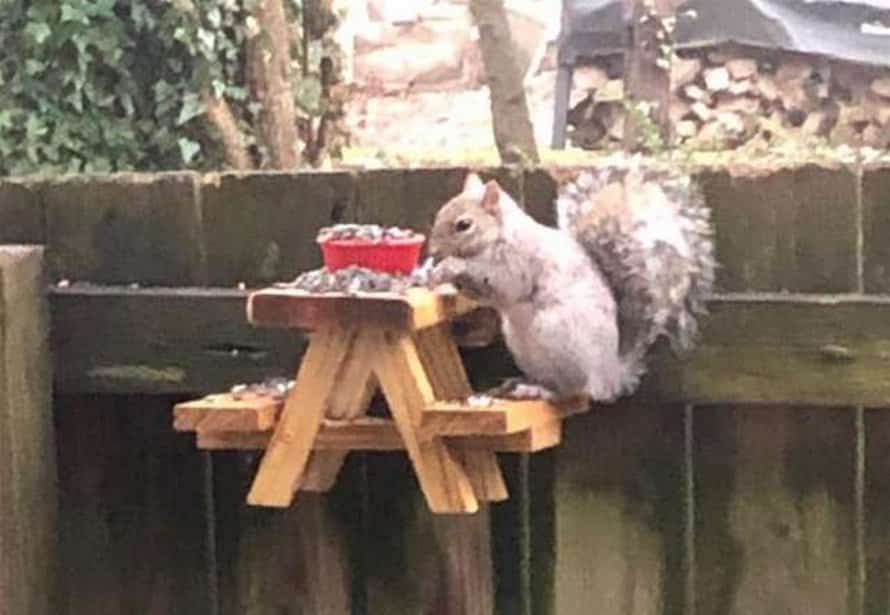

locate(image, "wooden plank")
(452, 420), (563, 453)
(694, 405), (857, 614)
(191, 417), (565, 454)
(862, 164), (890, 293)
(213, 450), (357, 615)
(56, 396), (210, 615)
(648, 294), (890, 405)
(414, 322), (508, 501)
(44, 172), (207, 285)
(174, 395), (280, 432)
(430, 513), (495, 615)
(413, 322), (499, 613)
(551, 402), (686, 615)
(300, 451), (350, 492)
(354, 167), (467, 231)
(248, 329), (357, 507)
(359, 451), (493, 615)
(422, 398), (587, 437)
(0, 246), (57, 615)
(197, 418), (403, 451)
(51, 285), (303, 395)
(0, 180), (45, 244)
(247, 286), (475, 332)
(372, 328), (479, 514)
(405, 287), (479, 331)
(697, 165), (859, 293)
(201, 171), (356, 286)
(53, 286), (890, 406)
(301, 327), (378, 492)
(866, 408), (890, 613)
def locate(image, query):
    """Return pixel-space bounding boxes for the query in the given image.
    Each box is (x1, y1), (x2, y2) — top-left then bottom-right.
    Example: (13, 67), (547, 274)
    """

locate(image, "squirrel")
(428, 162), (715, 403)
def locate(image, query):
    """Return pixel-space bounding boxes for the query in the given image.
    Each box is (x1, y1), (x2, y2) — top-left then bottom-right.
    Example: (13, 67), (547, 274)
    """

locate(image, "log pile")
(567, 45), (890, 151)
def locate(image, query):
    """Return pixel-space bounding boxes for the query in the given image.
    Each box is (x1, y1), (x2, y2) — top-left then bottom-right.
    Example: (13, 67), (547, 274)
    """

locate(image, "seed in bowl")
(317, 224), (419, 243)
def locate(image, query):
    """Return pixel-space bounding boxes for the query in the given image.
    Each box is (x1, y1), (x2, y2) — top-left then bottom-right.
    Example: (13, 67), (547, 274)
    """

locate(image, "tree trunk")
(202, 92), (254, 170)
(469, 0), (539, 165)
(247, 0), (301, 168)
(623, 0), (673, 151)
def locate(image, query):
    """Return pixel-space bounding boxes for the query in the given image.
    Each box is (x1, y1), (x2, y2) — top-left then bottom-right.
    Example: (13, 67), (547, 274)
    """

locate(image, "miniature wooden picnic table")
(174, 286), (588, 514)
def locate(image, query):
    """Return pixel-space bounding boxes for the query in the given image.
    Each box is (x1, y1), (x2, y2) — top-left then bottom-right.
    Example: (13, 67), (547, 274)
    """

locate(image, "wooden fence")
(3, 162), (890, 614)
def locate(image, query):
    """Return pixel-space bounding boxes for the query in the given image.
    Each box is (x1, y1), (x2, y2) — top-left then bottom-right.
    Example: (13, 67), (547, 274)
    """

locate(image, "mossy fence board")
(4, 163), (890, 614)
(0, 247), (57, 615)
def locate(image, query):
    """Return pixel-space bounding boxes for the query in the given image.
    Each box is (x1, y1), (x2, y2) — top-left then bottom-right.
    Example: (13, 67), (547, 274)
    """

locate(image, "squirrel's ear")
(463, 172), (484, 193)
(481, 180), (501, 214)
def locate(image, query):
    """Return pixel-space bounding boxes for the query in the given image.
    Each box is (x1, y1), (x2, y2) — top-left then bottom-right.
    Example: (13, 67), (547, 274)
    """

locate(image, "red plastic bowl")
(318, 235), (426, 274)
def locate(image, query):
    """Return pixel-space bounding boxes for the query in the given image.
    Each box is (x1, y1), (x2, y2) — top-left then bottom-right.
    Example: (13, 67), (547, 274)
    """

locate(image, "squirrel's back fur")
(554, 162), (715, 371)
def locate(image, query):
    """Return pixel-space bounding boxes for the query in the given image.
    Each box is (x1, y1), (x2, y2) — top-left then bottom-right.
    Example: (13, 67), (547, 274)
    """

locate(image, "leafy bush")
(0, 0), (331, 175)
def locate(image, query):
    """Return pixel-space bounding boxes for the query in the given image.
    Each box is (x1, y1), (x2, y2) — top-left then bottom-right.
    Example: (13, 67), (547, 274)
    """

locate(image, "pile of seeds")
(278, 258), (436, 295)
(229, 377), (295, 401)
(317, 224), (420, 243)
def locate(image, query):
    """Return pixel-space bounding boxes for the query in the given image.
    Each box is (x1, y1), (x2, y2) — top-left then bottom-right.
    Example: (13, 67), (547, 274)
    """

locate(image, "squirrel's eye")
(455, 218), (473, 233)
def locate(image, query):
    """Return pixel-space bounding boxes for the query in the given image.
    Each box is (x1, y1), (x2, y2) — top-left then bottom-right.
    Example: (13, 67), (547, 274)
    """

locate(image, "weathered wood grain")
(0, 246), (57, 615)
(247, 287), (476, 332)
(247, 328), (356, 507)
(55, 287), (890, 407)
(355, 168), (468, 231)
(415, 321), (498, 611)
(0, 180), (45, 243)
(174, 395), (281, 431)
(522, 168), (558, 226)
(551, 401), (686, 615)
(373, 328), (479, 514)
(44, 172), (206, 285)
(862, 165), (890, 293)
(648, 294), (890, 406)
(694, 405), (857, 615)
(50, 285), (302, 394)
(213, 450), (357, 615)
(201, 171), (356, 286)
(865, 409), (890, 613)
(56, 396), (210, 615)
(697, 165), (859, 293)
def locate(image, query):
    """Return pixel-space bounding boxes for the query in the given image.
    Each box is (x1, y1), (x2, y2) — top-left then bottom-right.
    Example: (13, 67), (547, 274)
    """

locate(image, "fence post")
(0, 245), (57, 615)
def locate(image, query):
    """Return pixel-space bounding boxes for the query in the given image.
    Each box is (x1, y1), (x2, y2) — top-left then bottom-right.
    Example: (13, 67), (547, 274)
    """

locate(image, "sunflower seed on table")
(229, 378), (295, 400)
(277, 261), (437, 296)
(467, 394), (494, 408)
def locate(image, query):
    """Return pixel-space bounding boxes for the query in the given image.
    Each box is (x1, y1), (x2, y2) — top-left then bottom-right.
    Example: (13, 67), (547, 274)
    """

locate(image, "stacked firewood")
(567, 45), (890, 150)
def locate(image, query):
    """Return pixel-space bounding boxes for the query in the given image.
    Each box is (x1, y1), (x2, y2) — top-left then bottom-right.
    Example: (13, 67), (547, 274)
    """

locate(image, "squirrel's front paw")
(431, 257), (466, 286)
(487, 378), (558, 401)
(432, 257), (486, 299)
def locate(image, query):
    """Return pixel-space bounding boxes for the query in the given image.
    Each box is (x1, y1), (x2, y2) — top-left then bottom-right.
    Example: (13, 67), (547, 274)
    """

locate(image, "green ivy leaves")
(0, 0), (315, 175)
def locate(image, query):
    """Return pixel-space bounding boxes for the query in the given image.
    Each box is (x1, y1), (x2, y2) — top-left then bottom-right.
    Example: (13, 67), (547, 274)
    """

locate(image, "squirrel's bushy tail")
(554, 159), (715, 391)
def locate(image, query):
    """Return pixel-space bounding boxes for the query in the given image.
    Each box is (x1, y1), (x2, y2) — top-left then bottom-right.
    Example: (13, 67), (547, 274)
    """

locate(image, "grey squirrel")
(428, 162), (715, 402)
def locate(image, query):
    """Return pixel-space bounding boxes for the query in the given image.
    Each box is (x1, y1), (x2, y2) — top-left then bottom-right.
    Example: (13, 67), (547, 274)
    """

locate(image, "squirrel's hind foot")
(487, 378), (558, 402)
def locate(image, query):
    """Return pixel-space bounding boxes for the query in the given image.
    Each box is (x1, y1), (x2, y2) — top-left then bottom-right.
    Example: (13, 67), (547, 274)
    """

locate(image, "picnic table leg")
(415, 324), (508, 502)
(302, 332), (378, 492)
(247, 328), (358, 507)
(372, 327), (479, 514)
